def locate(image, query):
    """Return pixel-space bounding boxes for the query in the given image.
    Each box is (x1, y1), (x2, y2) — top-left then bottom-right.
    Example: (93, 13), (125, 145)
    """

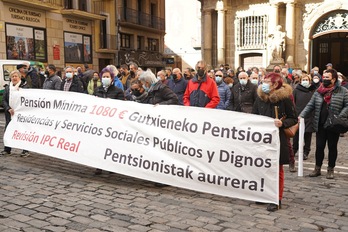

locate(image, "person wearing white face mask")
(93, 67), (125, 175)
(227, 71), (257, 113)
(214, 70), (231, 110)
(292, 74), (316, 161)
(252, 72), (297, 211)
(60, 66), (84, 93)
(93, 67), (124, 100)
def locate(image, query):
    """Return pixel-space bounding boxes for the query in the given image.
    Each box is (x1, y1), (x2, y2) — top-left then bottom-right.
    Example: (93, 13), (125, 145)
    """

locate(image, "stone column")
(270, 3), (279, 29)
(285, 2), (295, 66)
(216, 0), (225, 65)
(202, 9), (212, 65)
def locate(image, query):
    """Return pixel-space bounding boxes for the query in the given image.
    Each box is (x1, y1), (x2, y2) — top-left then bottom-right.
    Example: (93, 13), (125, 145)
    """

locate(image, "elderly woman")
(127, 79), (148, 103)
(93, 67), (124, 100)
(93, 67), (124, 175)
(292, 74), (316, 160)
(1, 70), (30, 157)
(138, 69), (178, 105)
(252, 72), (297, 211)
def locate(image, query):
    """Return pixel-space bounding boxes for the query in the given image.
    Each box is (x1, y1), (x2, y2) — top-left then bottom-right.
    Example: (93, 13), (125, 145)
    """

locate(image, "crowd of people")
(1, 60), (348, 212)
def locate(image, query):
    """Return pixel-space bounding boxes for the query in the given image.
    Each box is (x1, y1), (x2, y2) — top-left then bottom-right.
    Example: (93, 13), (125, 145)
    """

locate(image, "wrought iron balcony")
(119, 7), (165, 31)
(99, 34), (117, 50)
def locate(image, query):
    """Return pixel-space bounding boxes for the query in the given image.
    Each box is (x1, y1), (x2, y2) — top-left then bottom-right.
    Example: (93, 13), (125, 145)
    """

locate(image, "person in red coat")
(183, 60), (220, 108)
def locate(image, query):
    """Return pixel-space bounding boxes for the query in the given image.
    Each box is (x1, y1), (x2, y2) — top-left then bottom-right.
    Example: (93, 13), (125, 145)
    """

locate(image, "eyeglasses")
(215, 75), (223, 77)
(131, 89), (140, 92)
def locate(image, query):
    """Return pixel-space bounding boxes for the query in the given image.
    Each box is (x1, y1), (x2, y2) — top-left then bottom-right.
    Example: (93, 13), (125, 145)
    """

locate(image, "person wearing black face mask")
(300, 69), (348, 179)
(128, 79), (148, 103)
(42, 64), (62, 90)
(167, 68), (188, 105)
(183, 60), (220, 108)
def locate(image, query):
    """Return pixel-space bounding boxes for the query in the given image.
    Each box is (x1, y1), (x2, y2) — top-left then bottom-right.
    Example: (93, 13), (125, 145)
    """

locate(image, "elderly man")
(43, 64), (62, 90)
(227, 71), (257, 113)
(214, 70), (231, 110)
(60, 66), (84, 92)
(167, 68), (188, 105)
(183, 60), (220, 108)
(157, 70), (168, 85)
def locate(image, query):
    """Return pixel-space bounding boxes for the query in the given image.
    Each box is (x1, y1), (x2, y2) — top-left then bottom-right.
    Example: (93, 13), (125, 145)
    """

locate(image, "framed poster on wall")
(5, 23), (47, 61)
(64, 32), (92, 63)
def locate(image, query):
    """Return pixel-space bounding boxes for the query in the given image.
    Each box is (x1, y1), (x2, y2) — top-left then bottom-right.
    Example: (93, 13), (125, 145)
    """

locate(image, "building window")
(120, 33), (131, 49)
(147, 38), (158, 51)
(236, 15), (268, 50)
(137, 36), (144, 50)
(319, 43), (328, 54)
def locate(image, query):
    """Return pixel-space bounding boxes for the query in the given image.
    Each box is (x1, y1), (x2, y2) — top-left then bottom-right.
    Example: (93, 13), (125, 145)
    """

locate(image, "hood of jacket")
(257, 83), (293, 103)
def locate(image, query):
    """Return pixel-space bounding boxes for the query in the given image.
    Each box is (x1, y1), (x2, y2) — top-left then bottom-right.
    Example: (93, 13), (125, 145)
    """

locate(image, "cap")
(16, 64), (26, 69)
(326, 63), (332, 67)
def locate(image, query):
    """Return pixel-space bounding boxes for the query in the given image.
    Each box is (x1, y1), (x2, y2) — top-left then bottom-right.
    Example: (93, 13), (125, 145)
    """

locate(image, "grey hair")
(64, 66), (74, 71)
(139, 69), (158, 85)
(106, 64), (119, 76)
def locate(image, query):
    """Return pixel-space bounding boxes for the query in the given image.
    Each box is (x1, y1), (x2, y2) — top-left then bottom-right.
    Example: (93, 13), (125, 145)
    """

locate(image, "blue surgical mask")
(239, 79), (247, 86)
(66, 73), (73, 79)
(215, 76), (222, 83)
(251, 79), (258, 85)
(301, 80), (310, 88)
(262, 83), (270, 93)
(143, 85), (149, 92)
(102, 78), (111, 87)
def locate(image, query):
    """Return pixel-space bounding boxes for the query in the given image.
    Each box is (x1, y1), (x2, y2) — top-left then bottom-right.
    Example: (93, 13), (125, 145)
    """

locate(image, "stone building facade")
(0, 0), (166, 72)
(200, 0), (348, 75)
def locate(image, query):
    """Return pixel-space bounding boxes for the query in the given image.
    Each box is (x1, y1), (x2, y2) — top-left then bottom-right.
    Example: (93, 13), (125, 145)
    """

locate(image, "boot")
(289, 162), (296, 172)
(267, 200), (281, 212)
(326, 167), (334, 179)
(309, 165), (321, 177)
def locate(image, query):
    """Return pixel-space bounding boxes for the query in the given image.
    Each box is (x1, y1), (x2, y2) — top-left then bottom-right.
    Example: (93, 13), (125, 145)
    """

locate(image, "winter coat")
(293, 84), (315, 132)
(3, 80), (29, 125)
(60, 76), (84, 93)
(216, 81), (231, 110)
(252, 84), (297, 165)
(183, 74), (220, 108)
(144, 81), (178, 105)
(94, 85), (124, 100)
(26, 67), (40, 88)
(227, 81), (257, 113)
(167, 77), (188, 105)
(299, 82), (348, 132)
(87, 79), (102, 95)
(43, 74), (62, 90)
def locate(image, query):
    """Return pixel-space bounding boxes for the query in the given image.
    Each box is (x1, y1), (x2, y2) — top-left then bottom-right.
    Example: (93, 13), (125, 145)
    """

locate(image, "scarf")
(317, 83), (335, 104)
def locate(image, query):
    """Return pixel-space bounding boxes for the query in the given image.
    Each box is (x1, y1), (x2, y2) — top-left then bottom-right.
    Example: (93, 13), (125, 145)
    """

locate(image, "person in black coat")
(1, 70), (30, 157)
(60, 66), (84, 93)
(252, 72), (297, 212)
(93, 67), (124, 175)
(94, 67), (124, 100)
(138, 69), (178, 105)
(292, 74), (315, 160)
(227, 71), (257, 113)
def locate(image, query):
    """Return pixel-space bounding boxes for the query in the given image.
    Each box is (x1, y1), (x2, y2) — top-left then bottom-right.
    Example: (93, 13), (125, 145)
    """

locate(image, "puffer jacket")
(94, 85), (124, 100)
(299, 82), (348, 132)
(252, 84), (297, 165)
(183, 74), (220, 108)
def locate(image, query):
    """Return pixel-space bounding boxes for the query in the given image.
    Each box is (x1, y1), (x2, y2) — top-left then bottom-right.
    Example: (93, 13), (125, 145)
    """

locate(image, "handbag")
(283, 122), (299, 138)
(324, 110), (348, 134)
(275, 106), (299, 138)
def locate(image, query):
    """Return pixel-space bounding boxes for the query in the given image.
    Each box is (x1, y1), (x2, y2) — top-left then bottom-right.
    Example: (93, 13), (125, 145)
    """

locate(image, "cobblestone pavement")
(0, 112), (348, 232)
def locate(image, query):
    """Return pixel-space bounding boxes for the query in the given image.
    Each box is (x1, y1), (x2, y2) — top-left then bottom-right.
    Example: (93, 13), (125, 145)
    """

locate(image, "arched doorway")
(241, 53), (263, 70)
(311, 11), (348, 76)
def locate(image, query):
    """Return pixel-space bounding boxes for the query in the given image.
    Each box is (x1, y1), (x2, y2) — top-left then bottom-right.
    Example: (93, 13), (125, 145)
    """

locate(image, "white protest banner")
(5, 89), (280, 204)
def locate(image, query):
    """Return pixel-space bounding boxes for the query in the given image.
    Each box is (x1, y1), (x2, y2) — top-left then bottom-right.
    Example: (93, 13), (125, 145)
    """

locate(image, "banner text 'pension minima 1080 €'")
(5, 89), (280, 204)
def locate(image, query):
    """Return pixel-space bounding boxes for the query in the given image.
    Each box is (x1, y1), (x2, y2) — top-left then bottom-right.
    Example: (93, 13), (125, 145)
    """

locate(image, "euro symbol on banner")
(119, 110), (128, 119)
